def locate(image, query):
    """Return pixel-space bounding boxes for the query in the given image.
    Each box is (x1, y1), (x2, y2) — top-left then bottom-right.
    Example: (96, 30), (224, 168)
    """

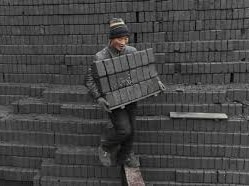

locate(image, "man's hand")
(158, 80), (166, 92)
(97, 97), (112, 113)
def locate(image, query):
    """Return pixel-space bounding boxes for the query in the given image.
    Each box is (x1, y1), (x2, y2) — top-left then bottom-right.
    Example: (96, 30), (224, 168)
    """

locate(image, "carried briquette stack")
(93, 48), (161, 110)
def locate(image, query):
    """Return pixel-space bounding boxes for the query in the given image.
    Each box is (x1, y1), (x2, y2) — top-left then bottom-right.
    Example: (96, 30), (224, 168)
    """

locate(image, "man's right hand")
(97, 97), (111, 113)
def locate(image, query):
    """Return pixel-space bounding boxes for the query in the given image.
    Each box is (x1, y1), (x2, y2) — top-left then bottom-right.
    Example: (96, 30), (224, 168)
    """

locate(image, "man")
(85, 18), (166, 168)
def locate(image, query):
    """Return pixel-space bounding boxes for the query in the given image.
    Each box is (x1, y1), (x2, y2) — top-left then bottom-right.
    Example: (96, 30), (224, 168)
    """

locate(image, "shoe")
(119, 152), (140, 168)
(98, 146), (112, 167)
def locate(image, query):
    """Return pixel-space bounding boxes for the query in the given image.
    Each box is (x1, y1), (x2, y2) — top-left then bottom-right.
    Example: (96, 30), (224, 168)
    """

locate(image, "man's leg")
(118, 102), (137, 156)
(99, 107), (132, 166)
(98, 123), (116, 167)
(117, 103), (140, 167)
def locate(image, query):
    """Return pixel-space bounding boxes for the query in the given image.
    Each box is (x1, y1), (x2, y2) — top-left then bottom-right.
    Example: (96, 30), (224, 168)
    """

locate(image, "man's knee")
(117, 125), (132, 140)
(112, 109), (134, 140)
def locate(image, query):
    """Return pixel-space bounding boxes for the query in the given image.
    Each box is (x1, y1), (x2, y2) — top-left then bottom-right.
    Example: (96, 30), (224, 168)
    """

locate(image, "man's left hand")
(158, 80), (166, 92)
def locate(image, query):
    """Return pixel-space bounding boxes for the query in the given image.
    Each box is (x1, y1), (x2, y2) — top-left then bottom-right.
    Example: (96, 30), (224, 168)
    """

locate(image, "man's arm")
(84, 63), (102, 100)
(84, 55), (111, 112)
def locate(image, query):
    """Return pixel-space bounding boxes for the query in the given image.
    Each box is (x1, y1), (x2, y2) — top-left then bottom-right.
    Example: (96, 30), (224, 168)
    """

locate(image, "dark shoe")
(119, 152), (140, 168)
(98, 146), (112, 167)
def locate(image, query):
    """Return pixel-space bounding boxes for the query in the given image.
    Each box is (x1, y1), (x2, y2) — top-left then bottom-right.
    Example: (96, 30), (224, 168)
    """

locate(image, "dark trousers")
(101, 102), (137, 156)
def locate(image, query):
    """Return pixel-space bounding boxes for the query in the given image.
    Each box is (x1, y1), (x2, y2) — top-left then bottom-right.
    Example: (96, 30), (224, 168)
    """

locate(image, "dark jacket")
(85, 45), (137, 100)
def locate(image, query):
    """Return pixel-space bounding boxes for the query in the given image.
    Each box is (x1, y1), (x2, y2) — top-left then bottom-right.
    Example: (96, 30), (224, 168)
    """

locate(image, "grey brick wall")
(0, 0), (248, 85)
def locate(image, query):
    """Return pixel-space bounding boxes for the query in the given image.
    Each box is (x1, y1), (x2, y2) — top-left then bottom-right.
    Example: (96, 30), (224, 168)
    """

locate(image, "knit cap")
(109, 18), (129, 39)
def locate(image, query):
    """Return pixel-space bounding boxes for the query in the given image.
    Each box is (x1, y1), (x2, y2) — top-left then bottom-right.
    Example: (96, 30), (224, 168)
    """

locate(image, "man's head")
(109, 18), (129, 51)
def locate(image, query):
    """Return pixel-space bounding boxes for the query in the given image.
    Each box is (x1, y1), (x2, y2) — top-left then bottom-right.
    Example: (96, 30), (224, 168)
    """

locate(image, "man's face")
(110, 36), (129, 51)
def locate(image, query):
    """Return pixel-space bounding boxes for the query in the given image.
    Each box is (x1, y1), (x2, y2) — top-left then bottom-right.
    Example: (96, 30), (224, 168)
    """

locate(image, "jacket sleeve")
(84, 57), (102, 100)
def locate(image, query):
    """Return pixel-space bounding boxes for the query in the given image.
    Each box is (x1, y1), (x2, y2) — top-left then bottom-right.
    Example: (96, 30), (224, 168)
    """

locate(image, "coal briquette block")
(140, 81), (148, 96)
(119, 87), (130, 103)
(126, 53), (136, 69)
(108, 74), (118, 91)
(147, 79), (154, 94)
(112, 90), (122, 106)
(142, 65), (151, 80)
(133, 84), (142, 99)
(93, 60), (106, 77)
(130, 69), (138, 84)
(103, 58), (115, 75)
(140, 50), (149, 65)
(136, 67), (145, 82)
(133, 51), (143, 67)
(126, 86), (136, 101)
(112, 56), (122, 73)
(147, 48), (155, 63)
(119, 55), (129, 71)
(99, 77), (110, 93)
(151, 77), (160, 92)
